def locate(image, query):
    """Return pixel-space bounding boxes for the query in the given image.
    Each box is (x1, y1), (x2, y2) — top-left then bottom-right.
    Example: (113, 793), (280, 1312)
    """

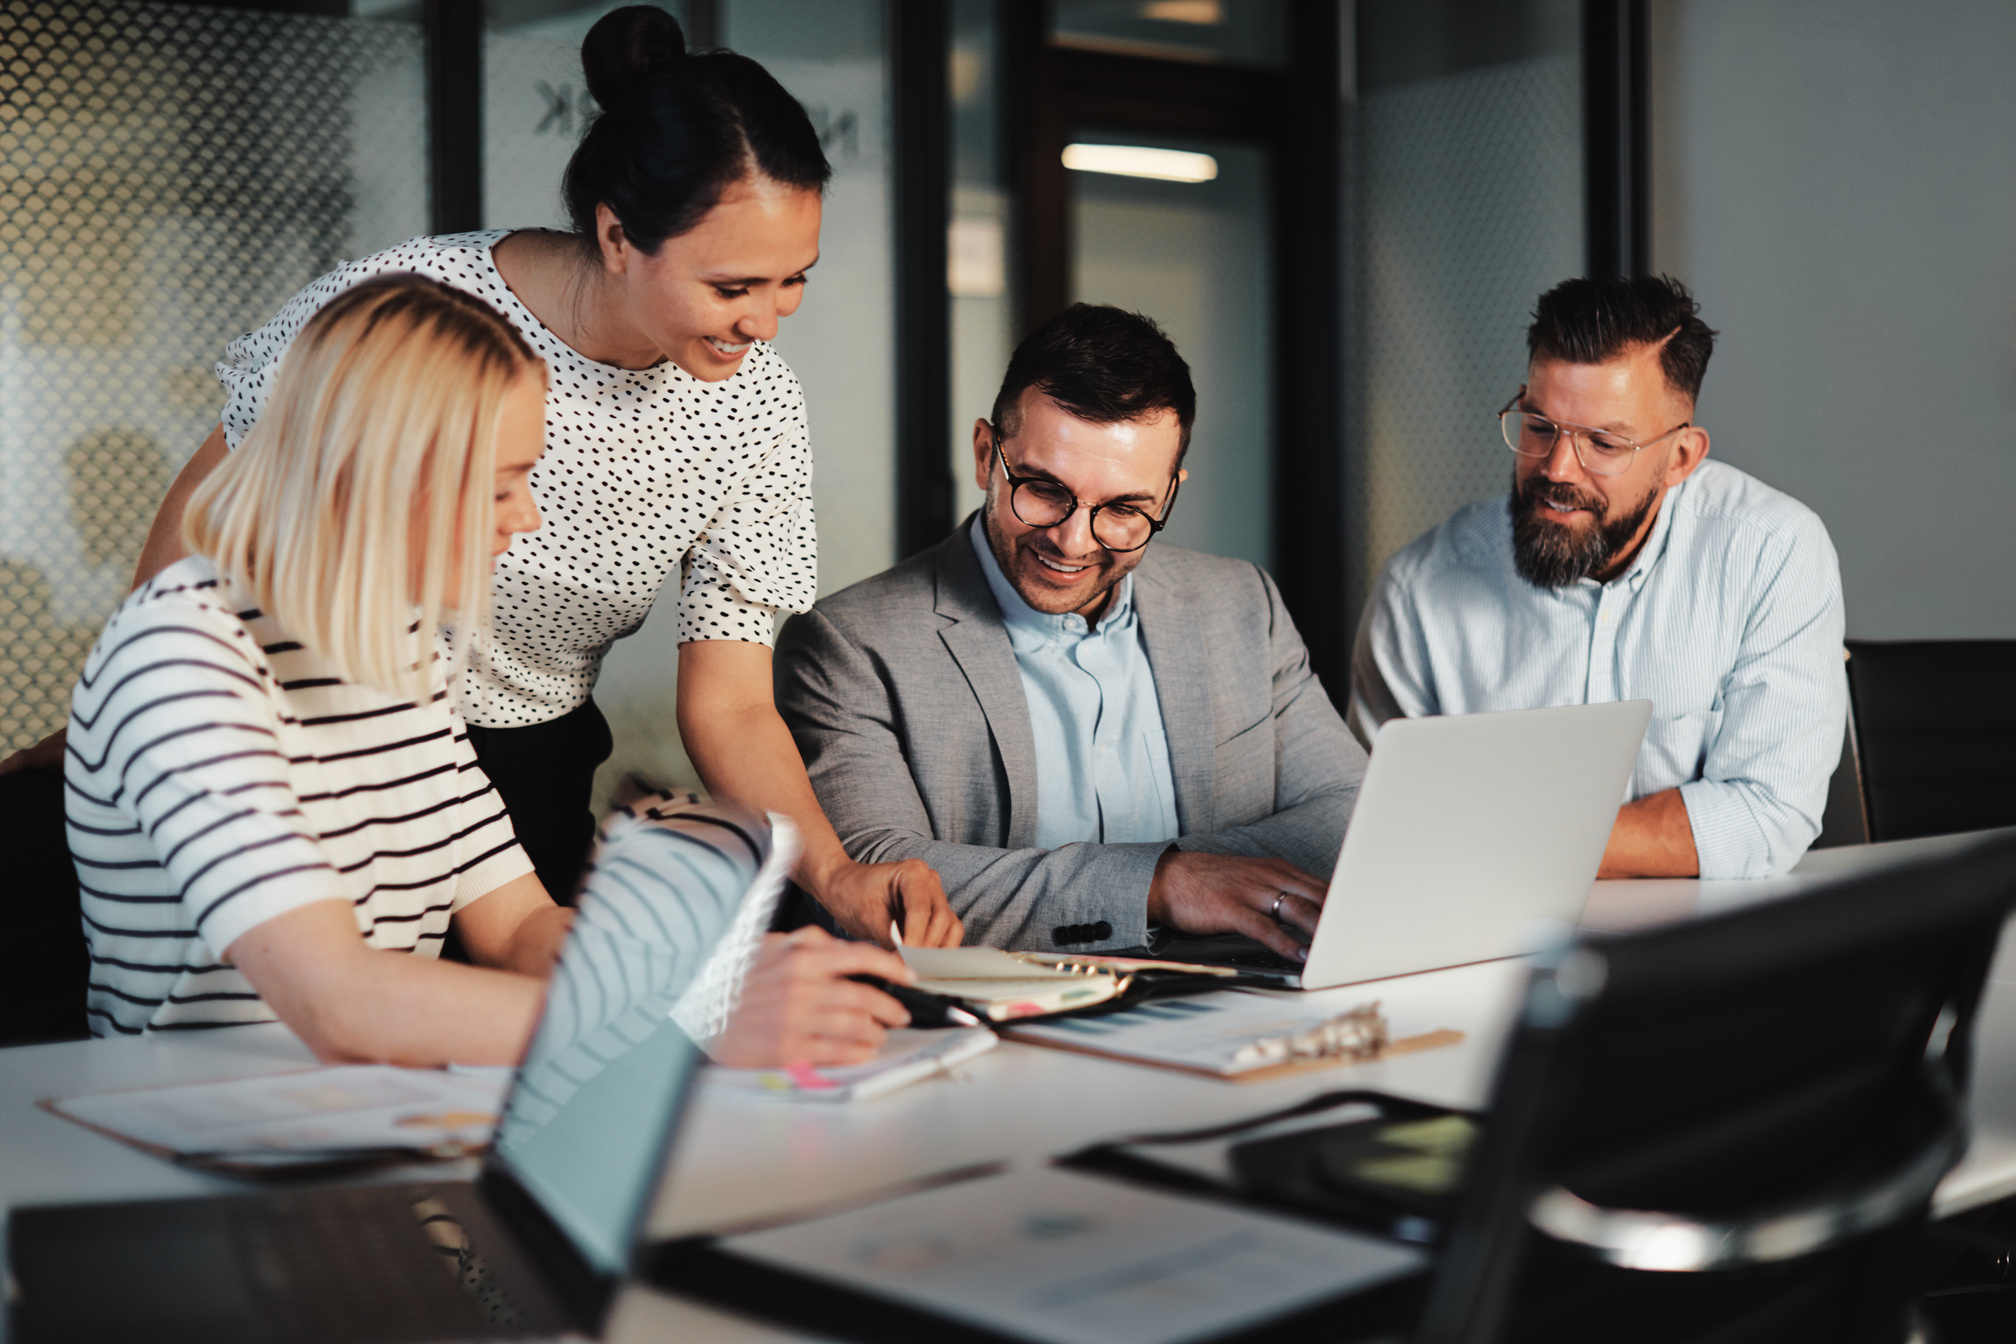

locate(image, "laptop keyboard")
(1221, 948), (1302, 975)
(228, 1185), (496, 1341)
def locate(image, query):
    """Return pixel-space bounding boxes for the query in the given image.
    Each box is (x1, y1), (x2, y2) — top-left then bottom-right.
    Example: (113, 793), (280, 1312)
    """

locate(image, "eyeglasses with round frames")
(1497, 390), (1691, 478)
(987, 427), (1180, 554)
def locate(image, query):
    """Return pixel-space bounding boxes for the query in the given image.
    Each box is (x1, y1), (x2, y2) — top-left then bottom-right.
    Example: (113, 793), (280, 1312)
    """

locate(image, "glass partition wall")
(1344, 0), (1584, 632)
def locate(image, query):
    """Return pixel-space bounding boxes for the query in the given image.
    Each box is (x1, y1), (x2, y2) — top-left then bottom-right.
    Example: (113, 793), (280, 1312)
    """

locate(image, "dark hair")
(1526, 274), (1719, 402)
(563, 6), (830, 253)
(321, 272), (540, 373)
(991, 304), (1197, 460)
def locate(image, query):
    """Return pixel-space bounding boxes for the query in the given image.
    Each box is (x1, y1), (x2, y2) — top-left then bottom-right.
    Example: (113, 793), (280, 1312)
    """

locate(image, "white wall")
(1651, 0), (2016, 639)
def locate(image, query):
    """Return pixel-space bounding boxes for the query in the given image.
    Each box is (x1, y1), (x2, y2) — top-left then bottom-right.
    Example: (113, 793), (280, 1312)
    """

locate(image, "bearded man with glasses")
(1351, 275), (1846, 880)
(776, 305), (1365, 957)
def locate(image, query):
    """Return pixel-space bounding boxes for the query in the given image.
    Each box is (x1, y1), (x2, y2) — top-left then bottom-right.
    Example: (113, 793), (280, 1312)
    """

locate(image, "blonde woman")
(66, 276), (912, 1068)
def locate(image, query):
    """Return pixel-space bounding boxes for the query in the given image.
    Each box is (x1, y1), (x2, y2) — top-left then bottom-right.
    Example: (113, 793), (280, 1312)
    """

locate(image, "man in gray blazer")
(777, 306), (1367, 958)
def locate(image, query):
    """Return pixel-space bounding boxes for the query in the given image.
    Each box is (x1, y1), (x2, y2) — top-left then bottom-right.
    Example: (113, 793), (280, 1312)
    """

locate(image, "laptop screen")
(490, 802), (791, 1277)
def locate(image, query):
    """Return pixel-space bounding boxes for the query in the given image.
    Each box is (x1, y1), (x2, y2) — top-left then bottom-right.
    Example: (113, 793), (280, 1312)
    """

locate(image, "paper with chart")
(45, 1065), (512, 1167)
(723, 1165), (1425, 1344)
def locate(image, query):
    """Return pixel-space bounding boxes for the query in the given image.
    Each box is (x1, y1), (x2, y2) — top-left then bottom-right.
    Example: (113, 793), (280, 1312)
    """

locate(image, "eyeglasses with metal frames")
(1497, 391), (1691, 478)
(987, 428), (1180, 554)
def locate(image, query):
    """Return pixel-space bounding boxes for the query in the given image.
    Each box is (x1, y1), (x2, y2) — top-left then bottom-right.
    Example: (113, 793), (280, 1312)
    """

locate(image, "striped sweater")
(66, 555), (532, 1036)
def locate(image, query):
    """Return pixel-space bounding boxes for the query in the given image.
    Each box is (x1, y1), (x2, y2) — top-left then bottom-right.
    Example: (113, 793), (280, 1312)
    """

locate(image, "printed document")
(723, 1165), (1425, 1344)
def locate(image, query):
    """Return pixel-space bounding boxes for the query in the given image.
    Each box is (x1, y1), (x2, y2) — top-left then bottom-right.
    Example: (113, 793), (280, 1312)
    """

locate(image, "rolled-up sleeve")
(676, 373), (818, 646)
(1678, 514), (1847, 879)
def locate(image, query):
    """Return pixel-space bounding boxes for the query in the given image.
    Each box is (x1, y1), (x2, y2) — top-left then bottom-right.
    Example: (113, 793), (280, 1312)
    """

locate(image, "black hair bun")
(581, 5), (688, 113)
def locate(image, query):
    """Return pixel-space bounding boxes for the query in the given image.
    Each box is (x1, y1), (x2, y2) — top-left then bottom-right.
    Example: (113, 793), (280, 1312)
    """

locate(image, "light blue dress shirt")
(970, 519), (1181, 851)
(1350, 461), (1846, 880)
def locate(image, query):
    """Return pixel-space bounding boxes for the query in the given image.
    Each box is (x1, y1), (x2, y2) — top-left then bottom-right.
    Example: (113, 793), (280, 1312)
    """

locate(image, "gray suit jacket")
(774, 523), (1368, 951)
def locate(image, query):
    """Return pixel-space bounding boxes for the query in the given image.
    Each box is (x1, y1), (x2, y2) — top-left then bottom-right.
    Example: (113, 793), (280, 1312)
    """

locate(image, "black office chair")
(1845, 639), (2016, 843)
(0, 764), (90, 1045)
(1414, 831), (2016, 1344)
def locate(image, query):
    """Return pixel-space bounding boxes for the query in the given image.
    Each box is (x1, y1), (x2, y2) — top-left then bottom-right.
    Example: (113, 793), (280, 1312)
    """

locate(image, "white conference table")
(4, 828), (2014, 1342)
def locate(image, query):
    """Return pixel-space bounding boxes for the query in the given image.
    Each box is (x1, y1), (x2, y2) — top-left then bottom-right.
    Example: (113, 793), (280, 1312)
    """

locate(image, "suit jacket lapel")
(934, 530), (1041, 849)
(1134, 556), (1214, 835)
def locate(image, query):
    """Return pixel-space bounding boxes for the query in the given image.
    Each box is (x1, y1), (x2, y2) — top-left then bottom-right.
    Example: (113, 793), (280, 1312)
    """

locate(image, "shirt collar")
(968, 514), (1134, 641)
(1614, 478), (1685, 589)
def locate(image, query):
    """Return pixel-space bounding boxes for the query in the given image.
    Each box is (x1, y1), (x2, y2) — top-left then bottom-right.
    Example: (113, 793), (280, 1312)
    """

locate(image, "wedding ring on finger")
(1270, 891), (1289, 923)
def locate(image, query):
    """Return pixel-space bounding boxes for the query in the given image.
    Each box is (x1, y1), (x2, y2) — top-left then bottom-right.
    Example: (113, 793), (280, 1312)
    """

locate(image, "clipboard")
(999, 990), (1464, 1082)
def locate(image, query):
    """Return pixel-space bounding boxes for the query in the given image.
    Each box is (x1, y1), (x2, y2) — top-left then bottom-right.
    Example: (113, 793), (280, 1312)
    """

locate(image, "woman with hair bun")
(72, 6), (960, 951)
(67, 274), (920, 1067)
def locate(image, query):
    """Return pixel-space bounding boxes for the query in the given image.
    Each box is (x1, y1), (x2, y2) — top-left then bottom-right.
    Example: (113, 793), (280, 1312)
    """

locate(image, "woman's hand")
(810, 856), (963, 948)
(228, 899), (548, 1067)
(710, 926), (916, 1068)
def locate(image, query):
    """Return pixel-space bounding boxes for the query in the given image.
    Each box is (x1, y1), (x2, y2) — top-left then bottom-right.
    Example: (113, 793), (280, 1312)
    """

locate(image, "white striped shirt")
(67, 555), (533, 1036)
(1351, 460), (1847, 879)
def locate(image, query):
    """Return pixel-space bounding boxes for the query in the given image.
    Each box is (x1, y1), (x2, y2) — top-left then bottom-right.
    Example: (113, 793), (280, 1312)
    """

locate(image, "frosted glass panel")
(0, 0), (426, 752)
(1070, 135), (1273, 571)
(483, 1), (695, 231)
(1346, 0), (1581, 619)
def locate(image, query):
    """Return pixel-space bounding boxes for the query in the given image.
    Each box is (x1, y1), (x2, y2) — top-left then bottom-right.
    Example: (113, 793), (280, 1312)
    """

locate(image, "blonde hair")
(186, 275), (543, 701)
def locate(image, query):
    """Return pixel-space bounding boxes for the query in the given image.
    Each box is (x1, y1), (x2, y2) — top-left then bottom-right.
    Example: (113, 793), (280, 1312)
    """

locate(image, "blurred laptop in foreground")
(10, 798), (791, 1344)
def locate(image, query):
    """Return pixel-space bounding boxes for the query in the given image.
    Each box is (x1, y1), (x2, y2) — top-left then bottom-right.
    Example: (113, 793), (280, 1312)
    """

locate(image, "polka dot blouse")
(216, 231), (819, 729)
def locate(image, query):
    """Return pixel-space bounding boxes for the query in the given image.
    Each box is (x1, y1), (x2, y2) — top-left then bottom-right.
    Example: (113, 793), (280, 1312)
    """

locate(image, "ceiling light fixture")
(1141, 0), (1223, 23)
(1060, 143), (1219, 183)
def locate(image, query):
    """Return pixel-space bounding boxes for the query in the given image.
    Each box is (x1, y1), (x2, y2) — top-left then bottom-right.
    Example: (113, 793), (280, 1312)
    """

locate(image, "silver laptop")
(1160, 701), (1652, 990)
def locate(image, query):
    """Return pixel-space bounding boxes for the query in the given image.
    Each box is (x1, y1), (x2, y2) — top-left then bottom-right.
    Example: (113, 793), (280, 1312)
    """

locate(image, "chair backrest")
(1416, 831), (2016, 1344)
(1845, 639), (2016, 843)
(1811, 694), (1868, 849)
(0, 765), (89, 1045)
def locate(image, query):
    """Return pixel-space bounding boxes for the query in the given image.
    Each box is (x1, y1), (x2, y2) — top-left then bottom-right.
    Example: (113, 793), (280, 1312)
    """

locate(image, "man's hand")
(812, 857), (964, 948)
(1147, 850), (1329, 961)
(0, 728), (64, 776)
(1598, 788), (1700, 878)
(710, 926), (916, 1068)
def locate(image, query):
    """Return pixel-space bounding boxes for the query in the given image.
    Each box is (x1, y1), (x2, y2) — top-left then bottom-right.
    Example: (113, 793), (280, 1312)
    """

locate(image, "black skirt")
(466, 698), (614, 906)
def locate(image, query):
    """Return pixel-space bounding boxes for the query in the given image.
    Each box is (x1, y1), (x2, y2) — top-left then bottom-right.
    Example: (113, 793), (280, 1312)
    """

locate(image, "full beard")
(1510, 469), (1658, 588)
